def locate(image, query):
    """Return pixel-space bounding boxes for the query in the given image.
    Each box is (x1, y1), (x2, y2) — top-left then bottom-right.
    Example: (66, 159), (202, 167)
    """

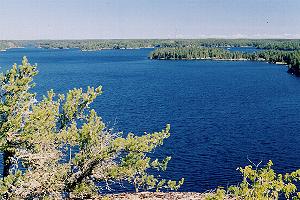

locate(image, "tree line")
(149, 47), (300, 76)
(0, 41), (18, 51)
(2, 39), (299, 51)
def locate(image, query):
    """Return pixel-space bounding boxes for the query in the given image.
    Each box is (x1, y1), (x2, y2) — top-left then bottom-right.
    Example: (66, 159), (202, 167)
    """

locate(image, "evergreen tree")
(0, 57), (183, 199)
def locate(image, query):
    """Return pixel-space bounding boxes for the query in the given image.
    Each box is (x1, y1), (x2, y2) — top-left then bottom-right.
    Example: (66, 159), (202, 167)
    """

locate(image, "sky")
(0, 0), (299, 40)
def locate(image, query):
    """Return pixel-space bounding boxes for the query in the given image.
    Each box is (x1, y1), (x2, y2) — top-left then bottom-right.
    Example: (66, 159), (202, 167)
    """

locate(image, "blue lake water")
(1, 48), (300, 192)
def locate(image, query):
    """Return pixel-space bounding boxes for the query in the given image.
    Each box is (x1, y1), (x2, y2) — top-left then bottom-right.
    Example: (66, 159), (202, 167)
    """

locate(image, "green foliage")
(149, 46), (293, 62)
(149, 47), (249, 60)
(149, 47), (300, 76)
(205, 188), (226, 200)
(0, 57), (183, 199)
(34, 39), (300, 51)
(207, 161), (300, 200)
(3, 39), (300, 52)
(37, 39), (165, 51)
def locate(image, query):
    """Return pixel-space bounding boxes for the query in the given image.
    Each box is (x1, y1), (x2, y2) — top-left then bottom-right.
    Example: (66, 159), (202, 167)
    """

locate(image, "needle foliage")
(206, 161), (300, 200)
(0, 57), (183, 199)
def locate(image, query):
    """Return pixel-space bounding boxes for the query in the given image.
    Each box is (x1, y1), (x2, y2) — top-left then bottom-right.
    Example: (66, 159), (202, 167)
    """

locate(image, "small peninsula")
(149, 47), (300, 76)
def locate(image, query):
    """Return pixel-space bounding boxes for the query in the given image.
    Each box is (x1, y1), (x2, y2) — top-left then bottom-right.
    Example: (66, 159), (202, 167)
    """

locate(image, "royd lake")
(1, 47), (300, 192)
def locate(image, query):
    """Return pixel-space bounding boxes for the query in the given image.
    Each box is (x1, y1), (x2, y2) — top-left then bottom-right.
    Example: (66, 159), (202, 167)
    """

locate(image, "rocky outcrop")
(103, 192), (234, 200)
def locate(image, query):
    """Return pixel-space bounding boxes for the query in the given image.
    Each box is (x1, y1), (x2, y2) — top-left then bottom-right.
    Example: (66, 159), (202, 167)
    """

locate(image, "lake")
(1, 47), (300, 192)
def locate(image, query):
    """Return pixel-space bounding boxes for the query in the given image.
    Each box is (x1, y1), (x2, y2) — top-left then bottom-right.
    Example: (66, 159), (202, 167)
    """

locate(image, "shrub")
(0, 57), (183, 199)
(206, 160), (300, 200)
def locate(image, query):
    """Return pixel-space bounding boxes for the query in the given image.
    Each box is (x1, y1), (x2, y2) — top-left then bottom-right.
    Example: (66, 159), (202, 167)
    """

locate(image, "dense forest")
(35, 39), (162, 50)
(149, 47), (300, 76)
(34, 39), (300, 51)
(149, 47), (293, 62)
(1, 39), (300, 51)
(149, 47), (250, 60)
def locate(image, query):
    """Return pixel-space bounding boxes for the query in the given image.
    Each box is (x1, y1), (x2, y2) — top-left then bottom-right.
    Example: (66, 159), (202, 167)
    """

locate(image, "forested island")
(149, 47), (300, 76)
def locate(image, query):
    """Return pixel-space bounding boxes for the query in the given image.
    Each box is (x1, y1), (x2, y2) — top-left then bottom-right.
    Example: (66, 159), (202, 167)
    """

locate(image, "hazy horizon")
(1, 0), (299, 40)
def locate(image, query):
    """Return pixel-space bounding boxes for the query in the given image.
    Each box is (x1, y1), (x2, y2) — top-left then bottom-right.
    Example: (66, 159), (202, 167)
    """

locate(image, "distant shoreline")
(154, 57), (249, 61)
(0, 46), (24, 52)
(153, 57), (288, 66)
(0, 46), (289, 67)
